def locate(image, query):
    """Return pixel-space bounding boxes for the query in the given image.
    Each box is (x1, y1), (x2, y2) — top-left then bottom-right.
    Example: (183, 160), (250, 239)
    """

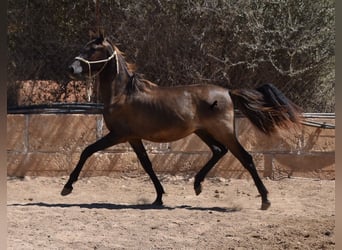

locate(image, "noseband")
(74, 45), (119, 79)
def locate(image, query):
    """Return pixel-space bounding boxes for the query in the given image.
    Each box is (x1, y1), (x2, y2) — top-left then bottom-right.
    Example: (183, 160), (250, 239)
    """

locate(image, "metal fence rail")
(301, 113), (335, 129)
(7, 103), (335, 129)
(7, 103), (104, 114)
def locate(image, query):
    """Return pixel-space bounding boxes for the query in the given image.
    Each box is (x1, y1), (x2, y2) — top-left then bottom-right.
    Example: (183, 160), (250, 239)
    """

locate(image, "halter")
(74, 44), (119, 101)
(74, 49), (119, 79)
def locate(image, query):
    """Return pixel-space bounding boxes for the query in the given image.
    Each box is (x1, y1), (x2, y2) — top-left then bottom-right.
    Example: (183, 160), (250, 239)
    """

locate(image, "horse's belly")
(140, 125), (195, 143)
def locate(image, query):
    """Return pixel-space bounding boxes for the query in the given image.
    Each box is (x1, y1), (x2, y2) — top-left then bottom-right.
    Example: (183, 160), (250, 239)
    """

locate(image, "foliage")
(7, 0), (335, 112)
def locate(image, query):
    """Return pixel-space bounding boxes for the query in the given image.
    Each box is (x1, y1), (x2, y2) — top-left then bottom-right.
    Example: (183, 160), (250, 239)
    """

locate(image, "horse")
(63, 34), (302, 210)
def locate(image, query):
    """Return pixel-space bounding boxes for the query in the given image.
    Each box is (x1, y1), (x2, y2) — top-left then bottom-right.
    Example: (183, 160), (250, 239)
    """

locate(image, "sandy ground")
(7, 175), (335, 249)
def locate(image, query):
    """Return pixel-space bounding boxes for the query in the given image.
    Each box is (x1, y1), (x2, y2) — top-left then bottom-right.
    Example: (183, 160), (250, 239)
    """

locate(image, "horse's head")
(68, 34), (117, 79)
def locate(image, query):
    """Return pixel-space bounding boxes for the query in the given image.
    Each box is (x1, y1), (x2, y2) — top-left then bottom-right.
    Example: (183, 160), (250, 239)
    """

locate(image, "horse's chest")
(102, 106), (129, 130)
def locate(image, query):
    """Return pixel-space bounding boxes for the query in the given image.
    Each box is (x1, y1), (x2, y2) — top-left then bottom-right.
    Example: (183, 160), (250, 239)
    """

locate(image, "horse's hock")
(7, 113), (335, 179)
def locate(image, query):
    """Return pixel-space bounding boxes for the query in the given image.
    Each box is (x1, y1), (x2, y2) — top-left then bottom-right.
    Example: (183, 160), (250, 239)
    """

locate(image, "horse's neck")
(99, 59), (131, 106)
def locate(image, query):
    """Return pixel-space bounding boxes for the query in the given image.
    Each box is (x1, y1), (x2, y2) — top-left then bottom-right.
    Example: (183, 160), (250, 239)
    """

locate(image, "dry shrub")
(8, 0), (334, 112)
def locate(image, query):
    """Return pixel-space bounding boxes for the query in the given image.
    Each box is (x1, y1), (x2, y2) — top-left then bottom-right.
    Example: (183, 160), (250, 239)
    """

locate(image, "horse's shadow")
(8, 202), (240, 213)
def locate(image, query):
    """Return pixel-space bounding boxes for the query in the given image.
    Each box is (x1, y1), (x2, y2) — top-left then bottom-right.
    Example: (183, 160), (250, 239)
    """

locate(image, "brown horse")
(63, 34), (302, 210)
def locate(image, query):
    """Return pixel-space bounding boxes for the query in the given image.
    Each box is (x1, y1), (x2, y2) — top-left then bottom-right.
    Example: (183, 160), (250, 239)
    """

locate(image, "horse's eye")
(84, 47), (95, 55)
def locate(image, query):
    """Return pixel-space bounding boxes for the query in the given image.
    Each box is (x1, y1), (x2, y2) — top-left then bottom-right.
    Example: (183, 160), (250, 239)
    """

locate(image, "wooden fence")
(7, 113), (335, 179)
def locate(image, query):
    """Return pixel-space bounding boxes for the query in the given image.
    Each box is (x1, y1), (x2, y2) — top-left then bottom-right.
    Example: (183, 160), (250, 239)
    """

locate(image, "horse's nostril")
(68, 65), (75, 74)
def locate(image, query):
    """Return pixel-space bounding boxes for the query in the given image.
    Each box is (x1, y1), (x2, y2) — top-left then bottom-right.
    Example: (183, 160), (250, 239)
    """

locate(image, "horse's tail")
(230, 83), (303, 135)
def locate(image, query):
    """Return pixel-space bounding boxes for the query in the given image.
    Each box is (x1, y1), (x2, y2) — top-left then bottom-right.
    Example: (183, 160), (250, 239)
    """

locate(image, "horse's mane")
(105, 38), (158, 93)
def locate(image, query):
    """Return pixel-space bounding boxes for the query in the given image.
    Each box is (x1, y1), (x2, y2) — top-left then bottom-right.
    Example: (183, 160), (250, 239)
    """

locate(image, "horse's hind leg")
(194, 130), (228, 196)
(61, 132), (119, 196)
(129, 140), (165, 206)
(225, 135), (271, 210)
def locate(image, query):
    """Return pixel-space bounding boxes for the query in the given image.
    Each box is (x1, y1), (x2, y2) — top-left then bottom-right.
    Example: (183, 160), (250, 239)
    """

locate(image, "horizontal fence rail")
(7, 102), (336, 119)
(7, 103), (105, 114)
(7, 108), (335, 179)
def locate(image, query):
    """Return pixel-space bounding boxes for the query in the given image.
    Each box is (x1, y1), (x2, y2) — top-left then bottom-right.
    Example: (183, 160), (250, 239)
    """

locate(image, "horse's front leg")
(129, 140), (165, 206)
(61, 132), (119, 196)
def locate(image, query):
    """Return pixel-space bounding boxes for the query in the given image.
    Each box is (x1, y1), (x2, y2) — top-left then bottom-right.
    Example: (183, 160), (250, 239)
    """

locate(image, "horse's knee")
(212, 145), (227, 157)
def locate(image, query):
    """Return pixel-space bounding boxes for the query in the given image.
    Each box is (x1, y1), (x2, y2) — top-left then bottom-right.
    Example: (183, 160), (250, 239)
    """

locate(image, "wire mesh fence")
(7, 0), (335, 112)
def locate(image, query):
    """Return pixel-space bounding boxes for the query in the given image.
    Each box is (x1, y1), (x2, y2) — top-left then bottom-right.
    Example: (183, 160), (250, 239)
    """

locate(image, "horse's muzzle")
(68, 60), (83, 77)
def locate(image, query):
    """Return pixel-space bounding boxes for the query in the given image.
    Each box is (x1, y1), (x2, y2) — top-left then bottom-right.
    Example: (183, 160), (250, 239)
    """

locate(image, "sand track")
(8, 175), (335, 249)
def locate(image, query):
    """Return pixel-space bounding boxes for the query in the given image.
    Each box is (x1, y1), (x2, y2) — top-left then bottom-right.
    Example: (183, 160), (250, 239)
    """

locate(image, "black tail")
(230, 83), (302, 135)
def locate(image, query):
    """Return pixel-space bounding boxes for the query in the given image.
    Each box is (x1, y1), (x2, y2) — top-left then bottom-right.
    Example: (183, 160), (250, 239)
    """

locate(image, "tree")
(7, 0), (335, 112)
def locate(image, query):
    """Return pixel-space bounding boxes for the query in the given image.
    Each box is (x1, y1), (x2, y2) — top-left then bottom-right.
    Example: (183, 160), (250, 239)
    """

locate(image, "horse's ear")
(99, 28), (105, 39)
(98, 32), (104, 42)
(89, 29), (105, 43)
(89, 30), (97, 40)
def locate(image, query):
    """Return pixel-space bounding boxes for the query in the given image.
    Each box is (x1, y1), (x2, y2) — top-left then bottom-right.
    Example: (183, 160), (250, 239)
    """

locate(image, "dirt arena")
(7, 175), (335, 249)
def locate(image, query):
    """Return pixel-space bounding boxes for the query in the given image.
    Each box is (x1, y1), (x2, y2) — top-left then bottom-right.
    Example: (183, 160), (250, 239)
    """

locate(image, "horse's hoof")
(152, 199), (163, 206)
(61, 186), (73, 196)
(194, 183), (202, 196)
(261, 200), (271, 210)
